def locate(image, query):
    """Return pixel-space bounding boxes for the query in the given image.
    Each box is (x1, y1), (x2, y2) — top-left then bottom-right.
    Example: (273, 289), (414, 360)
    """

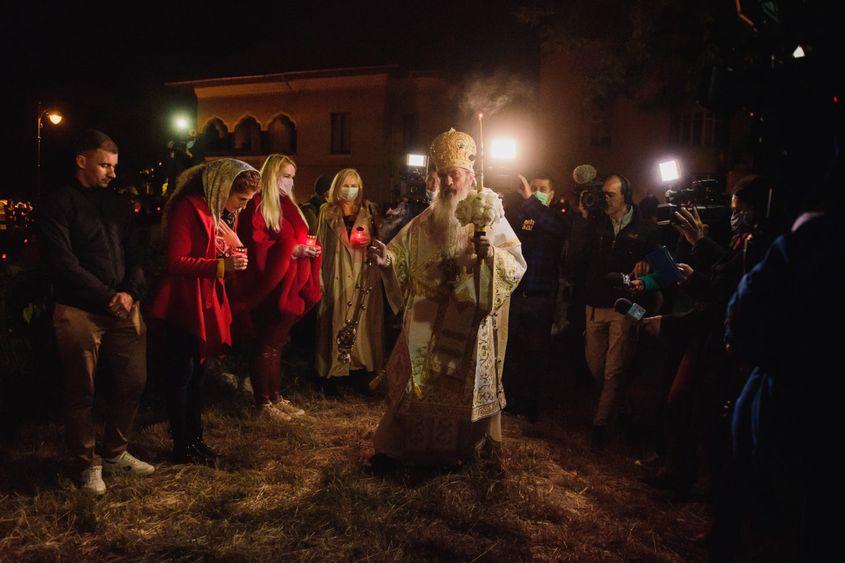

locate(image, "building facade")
(537, 50), (753, 201)
(170, 66), (455, 204)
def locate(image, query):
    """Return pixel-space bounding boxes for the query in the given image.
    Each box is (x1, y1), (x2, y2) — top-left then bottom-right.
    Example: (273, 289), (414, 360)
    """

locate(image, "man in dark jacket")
(569, 173), (659, 450)
(503, 173), (568, 420)
(37, 130), (153, 494)
(300, 173), (332, 234)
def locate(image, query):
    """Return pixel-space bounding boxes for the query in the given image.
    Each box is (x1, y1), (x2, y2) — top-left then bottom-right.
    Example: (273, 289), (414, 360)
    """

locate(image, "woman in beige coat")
(315, 168), (384, 390)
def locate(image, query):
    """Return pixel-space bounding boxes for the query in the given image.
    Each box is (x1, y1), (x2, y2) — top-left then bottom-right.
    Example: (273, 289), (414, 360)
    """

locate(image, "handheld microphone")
(573, 164), (598, 185)
(614, 298), (646, 322)
(606, 272), (633, 290)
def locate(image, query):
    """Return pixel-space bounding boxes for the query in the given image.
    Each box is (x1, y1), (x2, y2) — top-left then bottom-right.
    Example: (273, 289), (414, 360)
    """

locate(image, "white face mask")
(278, 176), (294, 198)
(339, 187), (359, 201)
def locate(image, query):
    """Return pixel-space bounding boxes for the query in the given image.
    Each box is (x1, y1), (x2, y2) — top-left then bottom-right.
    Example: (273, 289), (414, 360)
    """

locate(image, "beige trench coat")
(315, 201), (384, 378)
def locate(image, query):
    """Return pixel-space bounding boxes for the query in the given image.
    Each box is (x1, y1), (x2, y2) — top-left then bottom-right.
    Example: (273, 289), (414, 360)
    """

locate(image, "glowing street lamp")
(173, 115), (191, 133)
(36, 102), (64, 199)
(490, 138), (517, 160)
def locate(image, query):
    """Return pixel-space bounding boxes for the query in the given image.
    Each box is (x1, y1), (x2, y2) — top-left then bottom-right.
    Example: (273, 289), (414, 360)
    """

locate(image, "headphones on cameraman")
(606, 173), (633, 205)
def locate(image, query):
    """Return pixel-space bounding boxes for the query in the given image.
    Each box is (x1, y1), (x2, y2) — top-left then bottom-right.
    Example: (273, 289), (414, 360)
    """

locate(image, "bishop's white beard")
(431, 186), (471, 258)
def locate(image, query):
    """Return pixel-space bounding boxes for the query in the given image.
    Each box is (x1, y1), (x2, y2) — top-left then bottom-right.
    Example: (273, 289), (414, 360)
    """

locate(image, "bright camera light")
(490, 138), (517, 160)
(406, 153), (427, 168)
(658, 160), (681, 183)
(792, 45), (806, 59)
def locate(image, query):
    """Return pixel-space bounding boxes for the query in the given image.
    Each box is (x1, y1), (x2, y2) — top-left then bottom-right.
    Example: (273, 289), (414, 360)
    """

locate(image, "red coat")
(231, 195), (322, 322)
(149, 195), (233, 358)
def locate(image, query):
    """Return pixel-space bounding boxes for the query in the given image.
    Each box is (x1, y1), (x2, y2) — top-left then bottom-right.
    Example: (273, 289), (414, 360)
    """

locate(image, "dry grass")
(0, 369), (709, 562)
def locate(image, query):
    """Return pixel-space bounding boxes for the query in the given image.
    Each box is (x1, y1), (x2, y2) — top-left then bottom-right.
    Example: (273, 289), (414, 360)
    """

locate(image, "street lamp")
(36, 101), (63, 199)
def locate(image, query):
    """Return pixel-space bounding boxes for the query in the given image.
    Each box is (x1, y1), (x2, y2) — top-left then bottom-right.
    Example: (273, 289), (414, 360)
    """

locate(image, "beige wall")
(192, 72), (453, 206)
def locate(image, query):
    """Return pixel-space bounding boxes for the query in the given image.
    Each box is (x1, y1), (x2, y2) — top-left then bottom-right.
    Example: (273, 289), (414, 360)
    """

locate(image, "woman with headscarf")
(314, 168), (384, 390)
(149, 158), (260, 464)
(230, 154), (321, 420)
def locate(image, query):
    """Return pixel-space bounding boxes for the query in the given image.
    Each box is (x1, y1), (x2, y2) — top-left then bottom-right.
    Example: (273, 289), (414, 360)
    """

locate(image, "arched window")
(200, 118), (229, 155)
(233, 116), (261, 154)
(266, 114), (297, 154)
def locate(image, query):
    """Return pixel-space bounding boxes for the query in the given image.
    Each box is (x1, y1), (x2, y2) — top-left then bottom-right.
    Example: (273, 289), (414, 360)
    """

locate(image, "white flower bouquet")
(454, 188), (503, 235)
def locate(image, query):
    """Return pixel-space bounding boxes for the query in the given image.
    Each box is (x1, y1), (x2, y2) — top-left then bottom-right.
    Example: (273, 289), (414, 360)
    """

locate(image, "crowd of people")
(33, 126), (837, 559)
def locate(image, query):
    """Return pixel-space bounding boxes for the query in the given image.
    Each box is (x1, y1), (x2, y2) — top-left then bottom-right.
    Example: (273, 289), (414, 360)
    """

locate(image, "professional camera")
(576, 181), (607, 214)
(665, 178), (729, 207)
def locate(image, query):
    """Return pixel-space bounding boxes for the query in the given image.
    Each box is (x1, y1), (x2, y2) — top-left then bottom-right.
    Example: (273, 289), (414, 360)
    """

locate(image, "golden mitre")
(429, 128), (477, 172)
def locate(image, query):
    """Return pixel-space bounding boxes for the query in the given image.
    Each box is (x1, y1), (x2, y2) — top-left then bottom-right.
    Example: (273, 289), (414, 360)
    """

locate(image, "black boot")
(186, 438), (223, 466)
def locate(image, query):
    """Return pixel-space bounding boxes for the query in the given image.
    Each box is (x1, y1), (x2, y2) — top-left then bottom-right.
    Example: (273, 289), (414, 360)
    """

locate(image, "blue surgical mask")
(425, 189), (437, 202)
(534, 191), (551, 206)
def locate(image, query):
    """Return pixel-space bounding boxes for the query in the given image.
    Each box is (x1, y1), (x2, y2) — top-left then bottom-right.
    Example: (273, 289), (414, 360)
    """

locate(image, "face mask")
(425, 189), (437, 202)
(339, 187), (359, 201)
(534, 191), (551, 206)
(278, 177), (294, 197)
(730, 210), (751, 234)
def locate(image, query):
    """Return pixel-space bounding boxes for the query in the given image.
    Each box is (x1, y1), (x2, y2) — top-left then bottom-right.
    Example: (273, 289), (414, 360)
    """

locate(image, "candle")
(350, 226), (369, 247)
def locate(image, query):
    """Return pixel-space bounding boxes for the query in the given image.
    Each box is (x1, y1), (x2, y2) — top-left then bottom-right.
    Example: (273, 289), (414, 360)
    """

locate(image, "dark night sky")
(9, 0), (539, 197)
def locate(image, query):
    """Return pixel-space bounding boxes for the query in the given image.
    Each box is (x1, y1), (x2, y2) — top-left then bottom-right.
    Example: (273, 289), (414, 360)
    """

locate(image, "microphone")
(606, 272), (633, 290)
(573, 164), (598, 185)
(614, 298), (646, 322)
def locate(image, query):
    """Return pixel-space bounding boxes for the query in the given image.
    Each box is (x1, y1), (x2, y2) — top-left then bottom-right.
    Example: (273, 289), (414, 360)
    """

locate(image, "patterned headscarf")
(201, 158), (258, 229)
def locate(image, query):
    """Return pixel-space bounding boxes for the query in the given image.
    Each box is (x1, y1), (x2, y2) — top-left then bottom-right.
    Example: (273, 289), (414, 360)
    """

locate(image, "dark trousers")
(251, 313), (299, 405)
(52, 303), (147, 469)
(502, 292), (555, 416)
(162, 324), (205, 449)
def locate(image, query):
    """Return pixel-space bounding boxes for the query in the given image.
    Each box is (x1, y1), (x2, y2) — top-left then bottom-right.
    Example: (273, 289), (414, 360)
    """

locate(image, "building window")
(200, 118), (229, 155)
(402, 113), (419, 149)
(670, 110), (726, 147)
(233, 116), (262, 154)
(267, 114), (297, 154)
(589, 113), (611, 147)
(330, 112), (351, 154)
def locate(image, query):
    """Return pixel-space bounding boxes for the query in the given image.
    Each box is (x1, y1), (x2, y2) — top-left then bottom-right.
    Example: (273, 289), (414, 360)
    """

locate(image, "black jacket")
(36, 180), (145, 315)
(569, 205), (660, 308)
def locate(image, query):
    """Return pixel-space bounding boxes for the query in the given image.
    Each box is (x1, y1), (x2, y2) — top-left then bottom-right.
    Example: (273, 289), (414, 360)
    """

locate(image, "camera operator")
(568, 173), (659, 451)
(502, 173), (568, 421)
(638, 175), (773, 554)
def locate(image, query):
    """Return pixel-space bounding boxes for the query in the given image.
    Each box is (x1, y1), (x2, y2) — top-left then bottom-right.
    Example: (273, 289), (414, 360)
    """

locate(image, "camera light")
(406, 153), (427, 168)
(490, 138), (517, 160)
(792, 45), (806, 59)
(658, 160), (681, 183)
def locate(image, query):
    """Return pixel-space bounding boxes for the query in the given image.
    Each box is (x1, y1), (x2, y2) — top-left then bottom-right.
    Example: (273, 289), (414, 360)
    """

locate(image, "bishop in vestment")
(368, 129), (526, 465)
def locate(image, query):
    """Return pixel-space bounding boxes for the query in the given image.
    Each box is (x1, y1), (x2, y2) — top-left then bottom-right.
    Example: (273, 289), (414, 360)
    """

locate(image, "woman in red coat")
(149, 159), (260, 464)
(231, 154), (322, 420)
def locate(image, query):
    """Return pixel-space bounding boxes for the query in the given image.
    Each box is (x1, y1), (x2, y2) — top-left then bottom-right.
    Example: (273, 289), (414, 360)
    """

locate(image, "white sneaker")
(257, 402), (292, 422)
(103, 451), (156, 476)
(79, 466), (106, 495)
(274, 397), (305, 417)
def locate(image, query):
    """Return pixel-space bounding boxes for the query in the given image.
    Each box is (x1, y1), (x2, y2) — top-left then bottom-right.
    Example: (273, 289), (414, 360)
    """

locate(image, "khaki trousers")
(52, 303), (147, 469)
(585, 305), (633, 426)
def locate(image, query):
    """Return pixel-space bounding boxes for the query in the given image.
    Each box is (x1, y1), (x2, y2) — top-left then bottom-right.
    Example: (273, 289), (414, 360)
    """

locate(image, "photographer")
(639, 175), (773, 554)
(568, 173), (659, 450)
(503, 173), (568, 420)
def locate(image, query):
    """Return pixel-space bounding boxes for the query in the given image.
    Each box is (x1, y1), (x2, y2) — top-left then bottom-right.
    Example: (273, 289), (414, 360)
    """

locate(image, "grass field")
(0, 368), (709, 563)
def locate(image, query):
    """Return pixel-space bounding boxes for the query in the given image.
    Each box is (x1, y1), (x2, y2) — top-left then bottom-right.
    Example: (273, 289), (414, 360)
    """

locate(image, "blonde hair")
(328, 168), (364, 210)
(258, 154), (297, 232)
